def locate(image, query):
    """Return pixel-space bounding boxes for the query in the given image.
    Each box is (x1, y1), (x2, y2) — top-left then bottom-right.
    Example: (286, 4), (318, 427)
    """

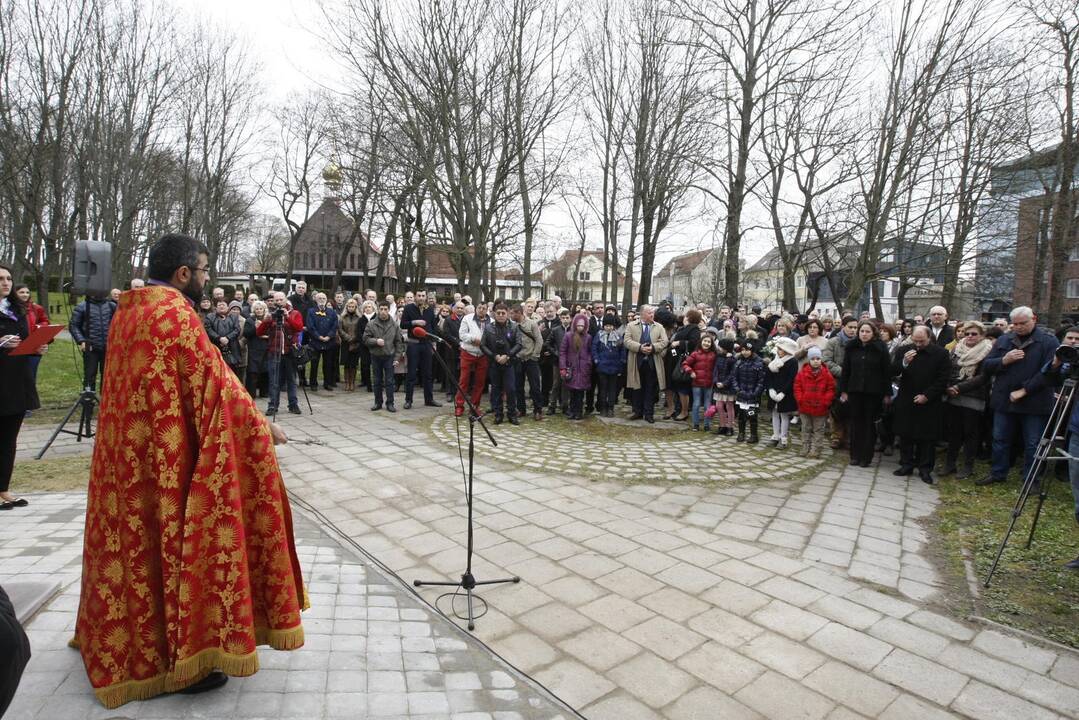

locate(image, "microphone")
(412, 326), (445, 344)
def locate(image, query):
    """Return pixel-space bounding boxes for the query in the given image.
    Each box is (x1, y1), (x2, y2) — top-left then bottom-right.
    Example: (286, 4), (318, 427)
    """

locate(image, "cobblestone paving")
(0, 493), (570, 719)
(265, 393), (1079, 720)
(428, 414), (826, 487)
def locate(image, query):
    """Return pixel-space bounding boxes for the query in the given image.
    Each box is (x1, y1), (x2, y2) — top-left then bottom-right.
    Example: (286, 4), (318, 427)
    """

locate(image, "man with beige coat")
(624, 305), (669, 423)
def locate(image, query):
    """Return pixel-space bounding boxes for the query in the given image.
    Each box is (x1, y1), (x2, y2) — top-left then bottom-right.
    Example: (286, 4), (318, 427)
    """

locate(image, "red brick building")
(1012, 190), (1079, 316)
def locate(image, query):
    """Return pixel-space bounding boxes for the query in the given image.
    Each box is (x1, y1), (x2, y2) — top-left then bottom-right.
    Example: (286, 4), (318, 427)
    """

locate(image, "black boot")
(736, 415), (747, 442)
(748, 416), (759, 444)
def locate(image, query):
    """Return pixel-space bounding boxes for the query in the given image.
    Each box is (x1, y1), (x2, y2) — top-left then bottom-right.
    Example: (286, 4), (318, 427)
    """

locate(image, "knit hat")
(228, 300), (243, 310)
(774, 337), (799, 357)
(704, 326), (721, 339)
(718, 338), (735, 353)
(807, 346), (823, 360)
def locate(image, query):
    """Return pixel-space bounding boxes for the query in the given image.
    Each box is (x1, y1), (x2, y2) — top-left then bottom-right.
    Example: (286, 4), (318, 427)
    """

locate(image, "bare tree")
(265, 93), (327, 284)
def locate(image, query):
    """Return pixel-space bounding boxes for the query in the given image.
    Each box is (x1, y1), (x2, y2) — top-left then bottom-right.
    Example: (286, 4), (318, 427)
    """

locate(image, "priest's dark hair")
(147, 234), (210, 282)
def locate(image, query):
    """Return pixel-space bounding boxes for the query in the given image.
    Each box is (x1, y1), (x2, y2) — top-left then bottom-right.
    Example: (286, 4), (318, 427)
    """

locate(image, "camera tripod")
(985, 375), (1077, 587)
(37, 389), (98, 459)
(266, 313), (313, 421)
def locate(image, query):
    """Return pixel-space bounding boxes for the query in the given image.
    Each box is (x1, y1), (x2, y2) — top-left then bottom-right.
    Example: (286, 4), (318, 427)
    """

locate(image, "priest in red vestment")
(74, 234), (306, 708)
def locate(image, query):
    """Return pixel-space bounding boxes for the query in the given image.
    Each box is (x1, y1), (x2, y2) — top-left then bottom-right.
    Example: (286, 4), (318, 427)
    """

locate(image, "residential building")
(651, 248), (725, 310)
(532, 249), (636, 305)
(982, 144), (1079, 317)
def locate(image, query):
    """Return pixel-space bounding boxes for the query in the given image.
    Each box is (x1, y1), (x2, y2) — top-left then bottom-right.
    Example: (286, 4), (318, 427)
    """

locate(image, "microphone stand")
(411, 328), (520, 630)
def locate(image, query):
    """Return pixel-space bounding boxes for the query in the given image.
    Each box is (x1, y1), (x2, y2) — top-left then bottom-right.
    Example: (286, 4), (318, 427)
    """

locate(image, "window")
(1067, 279), (1079, 299)
(349, 253), (355, 270)
(1070, 245), (1079, 262)
(579, 290), (591, 300)
(578, 271), (590, 281)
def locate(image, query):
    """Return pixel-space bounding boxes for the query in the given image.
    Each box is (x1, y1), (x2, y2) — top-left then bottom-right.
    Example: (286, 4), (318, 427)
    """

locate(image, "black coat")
(765, 357), (799, 413)
(930, 324), (955, 347)
(0, 307), (40, 416)
(891, 342), (950, 440)
(481, 320), (523, 360)
(841, 339), (892, 396)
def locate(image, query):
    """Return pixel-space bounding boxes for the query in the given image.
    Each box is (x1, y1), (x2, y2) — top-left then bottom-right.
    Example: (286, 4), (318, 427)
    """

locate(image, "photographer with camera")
(979, 306), (1060, 487)
(258, 292), (304, 415)
(1041, 326), (1079, 569)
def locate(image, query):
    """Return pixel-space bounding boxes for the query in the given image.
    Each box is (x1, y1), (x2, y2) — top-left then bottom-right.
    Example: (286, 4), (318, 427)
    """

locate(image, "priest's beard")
(182, 275), (205, 304)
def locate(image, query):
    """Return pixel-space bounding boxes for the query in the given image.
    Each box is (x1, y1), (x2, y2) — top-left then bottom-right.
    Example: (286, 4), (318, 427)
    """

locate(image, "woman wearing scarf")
(941, 321), (993, 479)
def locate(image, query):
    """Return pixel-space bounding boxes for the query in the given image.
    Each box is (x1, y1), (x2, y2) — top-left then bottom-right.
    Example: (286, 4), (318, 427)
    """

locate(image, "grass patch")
(27, 337), (86, 424)
(12, 454), (91, 493)
(934, 459), (1079, 649)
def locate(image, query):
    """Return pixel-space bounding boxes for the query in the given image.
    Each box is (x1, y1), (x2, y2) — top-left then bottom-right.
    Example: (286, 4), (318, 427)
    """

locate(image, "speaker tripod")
(412, 338), (519, 630)
(37, 389), (98, 459)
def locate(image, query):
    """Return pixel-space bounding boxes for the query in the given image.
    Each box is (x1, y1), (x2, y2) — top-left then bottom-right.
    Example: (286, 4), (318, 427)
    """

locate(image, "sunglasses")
(964, 331), (982, 337)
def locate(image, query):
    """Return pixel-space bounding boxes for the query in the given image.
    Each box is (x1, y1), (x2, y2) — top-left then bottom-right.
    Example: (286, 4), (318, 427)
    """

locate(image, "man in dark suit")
(400, 289), (441, 409)
(892, 326), (951, 484)
(585, 301), (604, 414)
(928, 305), (955, 347)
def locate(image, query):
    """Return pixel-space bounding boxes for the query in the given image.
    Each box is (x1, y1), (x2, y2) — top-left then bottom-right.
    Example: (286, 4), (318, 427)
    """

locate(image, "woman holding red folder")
(0, 265), (40, 510)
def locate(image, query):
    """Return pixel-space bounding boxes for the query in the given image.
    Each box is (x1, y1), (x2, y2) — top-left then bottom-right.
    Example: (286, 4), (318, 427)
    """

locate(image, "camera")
(1056, 344), (1078, 364)
(272, 307), (285, 321)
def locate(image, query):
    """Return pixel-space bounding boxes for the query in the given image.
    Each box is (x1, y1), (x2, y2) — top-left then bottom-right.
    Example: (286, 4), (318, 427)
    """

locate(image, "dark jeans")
(82, 348), (106, 391)
(405, 342), (434, 403)
(267, 355), (299, 411)
(900, 437), (936, 474)
(372, 355), (396, 407)
(489, 362), (517, 418)
(540, 356), (555, 407)
(586, 367), (598, 413)
(946, 404), (983, 469)
(632, 362), (658, 419)
(441, 346), (460, 396)
(0, 585), (31, 719)
(359, 346), (372, 388)
(597, 373), (620, 411)
(991, 410), (1047, 481)
(569, 388), (585, 417)
(515, 359), (542, 414)
(0, 414), (23, 494)
(848, 392), (882, 465)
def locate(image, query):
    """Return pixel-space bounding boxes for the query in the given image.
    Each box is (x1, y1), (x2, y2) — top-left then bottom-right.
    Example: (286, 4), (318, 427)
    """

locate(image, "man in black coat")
(69, 294), (117, 392)
(892, 326), (951, 484)
(400, 289), (441, 409)
(481, 303), (523, 424)
(288, 281), (315, 386)
(927, 305), (955, 347)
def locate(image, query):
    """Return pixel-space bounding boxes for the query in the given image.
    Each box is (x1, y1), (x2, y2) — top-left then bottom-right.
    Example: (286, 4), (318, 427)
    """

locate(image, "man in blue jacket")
(69, 294), (117, 392)
(306, 292), (339, 391)
(978, 306), (1060, 487)
(1042, 326), (1079, 569)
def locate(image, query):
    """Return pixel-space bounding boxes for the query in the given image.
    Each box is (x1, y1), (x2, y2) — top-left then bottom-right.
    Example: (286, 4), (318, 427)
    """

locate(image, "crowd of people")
(2, 269), (1077, 566)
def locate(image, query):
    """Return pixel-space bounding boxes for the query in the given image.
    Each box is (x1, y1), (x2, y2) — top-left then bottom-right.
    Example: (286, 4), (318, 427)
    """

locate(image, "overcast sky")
(170, 0), (765, 273)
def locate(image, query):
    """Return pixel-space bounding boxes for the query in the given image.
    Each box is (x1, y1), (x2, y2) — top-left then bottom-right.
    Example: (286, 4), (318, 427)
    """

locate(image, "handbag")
(290, 343), (313, 366)
(672, 362), (691, 384)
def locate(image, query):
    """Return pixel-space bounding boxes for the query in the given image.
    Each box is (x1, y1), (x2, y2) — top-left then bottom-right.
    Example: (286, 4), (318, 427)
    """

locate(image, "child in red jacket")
(794, 346), (836, 458)
(682, 334), (718, 431)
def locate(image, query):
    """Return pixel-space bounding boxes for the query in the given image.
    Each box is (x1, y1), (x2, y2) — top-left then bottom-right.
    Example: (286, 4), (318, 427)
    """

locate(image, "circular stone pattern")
(428, 413), (827, 487)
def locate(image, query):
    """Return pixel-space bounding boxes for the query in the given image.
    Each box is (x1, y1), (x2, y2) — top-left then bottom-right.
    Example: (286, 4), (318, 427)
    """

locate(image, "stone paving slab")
(0, 492), (571, 720)
(262, 393), (1079, 720)
(10, 390), (1079, 719)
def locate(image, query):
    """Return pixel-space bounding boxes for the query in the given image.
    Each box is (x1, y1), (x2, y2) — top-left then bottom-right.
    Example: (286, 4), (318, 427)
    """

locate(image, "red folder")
(7, 324), (65, 355)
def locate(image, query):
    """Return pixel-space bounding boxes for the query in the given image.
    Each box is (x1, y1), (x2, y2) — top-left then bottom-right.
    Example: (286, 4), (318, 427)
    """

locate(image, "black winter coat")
(729, 355), (766, 404)
(891, 342), (951, 440)
(69, 298), (116, 350)
(841, 339), (892, 396)
(764, 357), (799, 413)
(481, 320), (523, 360)
(0, 307), (40, 416)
